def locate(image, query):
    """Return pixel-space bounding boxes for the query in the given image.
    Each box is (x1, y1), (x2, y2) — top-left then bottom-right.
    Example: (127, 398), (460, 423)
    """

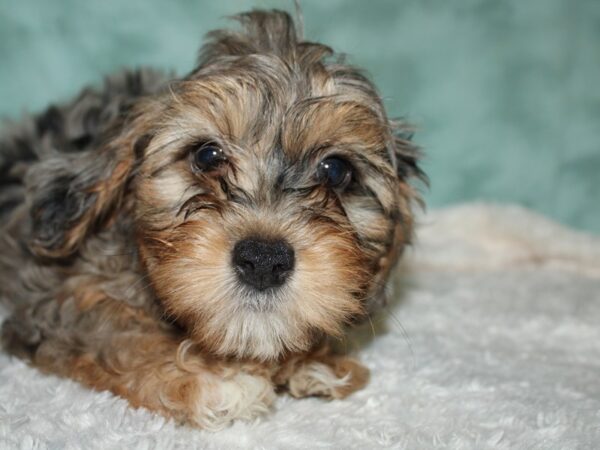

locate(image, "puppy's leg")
(275, 344), (370, 399)
(1, 297), (275, 430)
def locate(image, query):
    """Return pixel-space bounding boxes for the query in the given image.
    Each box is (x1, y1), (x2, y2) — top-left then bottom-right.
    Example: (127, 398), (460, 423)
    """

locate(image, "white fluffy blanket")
(1, 204), (599, 449)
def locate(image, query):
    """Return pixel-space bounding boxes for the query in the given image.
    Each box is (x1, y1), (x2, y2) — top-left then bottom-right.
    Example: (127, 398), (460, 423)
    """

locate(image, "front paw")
(287, 357), (369, 399)
(192, 371), (276, 430)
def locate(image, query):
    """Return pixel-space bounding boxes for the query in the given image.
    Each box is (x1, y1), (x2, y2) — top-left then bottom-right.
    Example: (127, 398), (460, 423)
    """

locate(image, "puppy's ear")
(27, 125), (151, 259)
(390, 121), (426, 184)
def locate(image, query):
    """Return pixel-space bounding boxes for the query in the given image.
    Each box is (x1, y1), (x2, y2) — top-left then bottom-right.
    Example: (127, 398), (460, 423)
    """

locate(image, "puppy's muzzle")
(232, 238), (295, 291)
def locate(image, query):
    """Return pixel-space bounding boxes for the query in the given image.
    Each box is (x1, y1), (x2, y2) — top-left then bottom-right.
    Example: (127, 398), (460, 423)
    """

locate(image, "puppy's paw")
(287, 357), (369, 400)
(192, 371), (276, 430)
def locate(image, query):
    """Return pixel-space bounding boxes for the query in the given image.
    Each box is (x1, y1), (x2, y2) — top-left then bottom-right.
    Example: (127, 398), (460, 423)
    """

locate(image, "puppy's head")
(30, 10), (423, 360)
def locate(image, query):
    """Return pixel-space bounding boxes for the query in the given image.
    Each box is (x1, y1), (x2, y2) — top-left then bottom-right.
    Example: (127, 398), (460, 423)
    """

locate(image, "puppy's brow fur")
(0, 9), (423, 429)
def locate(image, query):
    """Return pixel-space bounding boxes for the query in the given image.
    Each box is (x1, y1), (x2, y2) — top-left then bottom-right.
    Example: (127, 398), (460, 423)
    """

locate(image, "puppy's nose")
(232, 238), (295, 291)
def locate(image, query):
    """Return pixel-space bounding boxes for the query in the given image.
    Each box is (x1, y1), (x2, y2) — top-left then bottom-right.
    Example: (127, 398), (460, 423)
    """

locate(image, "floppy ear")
(27, 125), (150, 259)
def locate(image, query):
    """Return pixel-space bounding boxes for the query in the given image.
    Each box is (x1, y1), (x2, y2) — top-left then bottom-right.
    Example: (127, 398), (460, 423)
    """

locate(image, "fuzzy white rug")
(1, 203), (599, 449)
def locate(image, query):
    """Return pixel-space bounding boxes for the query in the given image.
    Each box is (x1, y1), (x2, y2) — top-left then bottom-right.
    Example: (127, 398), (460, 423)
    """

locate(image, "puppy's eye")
(317, 157), (353, 189)
(191, 142), (227, 172)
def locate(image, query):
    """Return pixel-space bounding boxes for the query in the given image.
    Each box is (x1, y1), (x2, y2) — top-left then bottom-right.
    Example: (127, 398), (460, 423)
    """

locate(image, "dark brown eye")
(191, 142), (227, 172)
(317, 157), (353, 189)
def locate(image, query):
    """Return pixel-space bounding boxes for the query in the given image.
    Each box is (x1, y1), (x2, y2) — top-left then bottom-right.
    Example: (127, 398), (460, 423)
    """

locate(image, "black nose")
(232, 238), (295, 291)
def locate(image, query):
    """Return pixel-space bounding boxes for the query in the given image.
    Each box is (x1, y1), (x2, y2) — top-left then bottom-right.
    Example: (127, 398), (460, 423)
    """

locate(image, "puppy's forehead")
(175, 64), (389, 158)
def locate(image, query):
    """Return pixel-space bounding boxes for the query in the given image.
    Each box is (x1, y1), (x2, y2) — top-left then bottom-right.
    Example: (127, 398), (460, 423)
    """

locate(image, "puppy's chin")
(189, 300), (320, 360)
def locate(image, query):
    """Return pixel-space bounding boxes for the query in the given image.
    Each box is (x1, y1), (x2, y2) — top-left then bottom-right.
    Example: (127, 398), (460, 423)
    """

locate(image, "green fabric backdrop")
(1, 0), (598, 232)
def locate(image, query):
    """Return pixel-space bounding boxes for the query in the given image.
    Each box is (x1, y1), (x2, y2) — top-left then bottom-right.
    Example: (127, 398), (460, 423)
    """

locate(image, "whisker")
(383, 305), (416, 371)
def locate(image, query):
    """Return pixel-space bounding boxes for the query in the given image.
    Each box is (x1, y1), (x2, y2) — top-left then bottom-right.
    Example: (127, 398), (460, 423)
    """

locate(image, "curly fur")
(0, 9), (422, 429)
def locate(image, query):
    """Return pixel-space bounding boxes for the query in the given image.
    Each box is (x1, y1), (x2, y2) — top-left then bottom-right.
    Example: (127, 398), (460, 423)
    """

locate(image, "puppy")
(0, 10), (423, 429)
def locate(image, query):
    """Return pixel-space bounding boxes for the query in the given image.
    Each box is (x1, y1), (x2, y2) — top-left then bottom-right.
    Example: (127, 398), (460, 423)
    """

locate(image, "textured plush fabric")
(0, 1), (599, 232)
(1, 203), (599, 449)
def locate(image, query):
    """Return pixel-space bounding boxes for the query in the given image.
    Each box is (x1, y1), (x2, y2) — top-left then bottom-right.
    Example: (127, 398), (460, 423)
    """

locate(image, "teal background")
(1, 0), (599, 232)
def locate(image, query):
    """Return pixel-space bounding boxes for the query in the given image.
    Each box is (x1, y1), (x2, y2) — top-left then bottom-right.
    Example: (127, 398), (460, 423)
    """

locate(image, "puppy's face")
(25, 11), (421, 360)
(128, 14), (421, 360)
